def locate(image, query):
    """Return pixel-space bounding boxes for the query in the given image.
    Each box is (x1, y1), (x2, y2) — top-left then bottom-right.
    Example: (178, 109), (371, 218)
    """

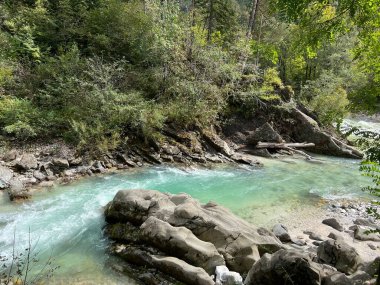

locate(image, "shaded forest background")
(0, 0), (379, 153)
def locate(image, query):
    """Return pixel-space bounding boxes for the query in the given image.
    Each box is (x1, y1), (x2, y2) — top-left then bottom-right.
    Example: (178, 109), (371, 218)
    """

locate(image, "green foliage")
(0, 0), (378, 152)
(85, 0), (156, 63)
(0, 97), (42, 140)
(355, 130), (380, 228)
(301, 71), (349, 125)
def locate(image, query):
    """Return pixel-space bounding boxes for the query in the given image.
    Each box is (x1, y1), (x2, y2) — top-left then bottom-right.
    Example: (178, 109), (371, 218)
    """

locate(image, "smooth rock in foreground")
(104, 189), (283, 276)
(114, 244), (214, 285)
(140, 216), (225, 274)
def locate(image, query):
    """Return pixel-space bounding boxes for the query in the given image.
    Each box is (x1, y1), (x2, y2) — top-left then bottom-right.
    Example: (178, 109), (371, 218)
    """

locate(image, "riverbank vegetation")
(0, 0), (379, 152)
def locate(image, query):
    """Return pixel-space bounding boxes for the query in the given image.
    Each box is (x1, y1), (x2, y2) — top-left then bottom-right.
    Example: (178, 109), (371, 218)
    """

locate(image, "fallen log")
(282, 146), (313, 160)
(255, 142), (315, 149)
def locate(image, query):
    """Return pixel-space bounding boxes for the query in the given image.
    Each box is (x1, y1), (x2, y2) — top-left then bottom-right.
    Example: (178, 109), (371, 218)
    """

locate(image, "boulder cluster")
(104, 189), (379, 285)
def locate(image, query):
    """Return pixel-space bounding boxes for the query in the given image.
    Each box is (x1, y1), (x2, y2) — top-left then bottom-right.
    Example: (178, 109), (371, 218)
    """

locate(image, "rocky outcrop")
(223, 105), (363, 159)
(113, 244), (215, 285)
(248, 123), (284, 146)
(202, 128), (234, 157)
(0, 128), (262, 202)
(105, 190), (282, 275)
(104, 189), (283, 284)
(322, 271), (372, 285)
(104, 190), (379, 285)
(287, 108), (363, 159)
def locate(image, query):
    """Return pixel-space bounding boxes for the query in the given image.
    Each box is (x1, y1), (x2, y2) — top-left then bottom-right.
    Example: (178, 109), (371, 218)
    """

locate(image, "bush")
(301, 71), (349, 126)
(0, 97), (42, 140)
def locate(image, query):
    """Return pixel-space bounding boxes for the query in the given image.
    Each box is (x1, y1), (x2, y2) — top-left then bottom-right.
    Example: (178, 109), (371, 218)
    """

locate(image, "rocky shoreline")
(0, 104), (363, 202)
(104, 189), (380, 285)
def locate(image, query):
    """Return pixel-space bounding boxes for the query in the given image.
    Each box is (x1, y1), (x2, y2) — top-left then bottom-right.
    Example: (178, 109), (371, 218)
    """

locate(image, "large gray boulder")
(248, 123), (284, 146)
(353, 218), (380, 229)
(14, 154), (38, 171)
(51, 158), (70, 171)
(317, 239), (362, 274)
(202, 128), (234, 157)
(244, 249), (323, 285)
(0, 165), (13, 189)
(8, 178), (30, 201)
(288, 108), (363, 159)
(105, 190), (283, 276)
(140, 216), (225, 274)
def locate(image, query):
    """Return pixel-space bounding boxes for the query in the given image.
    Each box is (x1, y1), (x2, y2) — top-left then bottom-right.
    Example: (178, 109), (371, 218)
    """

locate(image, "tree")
(246, 0), (259, 38)
(195, 0), (240, 43)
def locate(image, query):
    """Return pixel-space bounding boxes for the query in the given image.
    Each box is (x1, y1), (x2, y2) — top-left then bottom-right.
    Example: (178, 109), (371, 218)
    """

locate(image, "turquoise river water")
(0, 155), (372, 284)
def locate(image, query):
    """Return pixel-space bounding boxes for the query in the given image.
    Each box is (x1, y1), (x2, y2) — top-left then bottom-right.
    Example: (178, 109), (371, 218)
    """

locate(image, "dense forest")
(0, 0), (379, 153)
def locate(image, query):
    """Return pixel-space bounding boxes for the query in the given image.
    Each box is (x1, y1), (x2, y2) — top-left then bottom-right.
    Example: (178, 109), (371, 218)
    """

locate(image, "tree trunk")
(246, 0), (259, 38)
(187, 0), (196, 60)
(206, 0), (214, 42)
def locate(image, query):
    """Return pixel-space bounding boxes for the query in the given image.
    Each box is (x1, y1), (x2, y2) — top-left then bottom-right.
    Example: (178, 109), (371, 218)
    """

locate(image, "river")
(0, 153), (372, 284)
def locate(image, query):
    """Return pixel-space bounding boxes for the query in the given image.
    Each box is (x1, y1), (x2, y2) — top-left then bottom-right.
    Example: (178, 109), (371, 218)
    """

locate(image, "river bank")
(0, 102), (365, 202)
